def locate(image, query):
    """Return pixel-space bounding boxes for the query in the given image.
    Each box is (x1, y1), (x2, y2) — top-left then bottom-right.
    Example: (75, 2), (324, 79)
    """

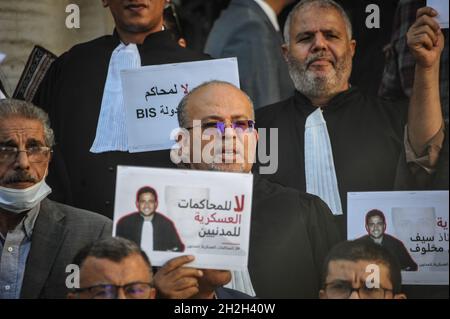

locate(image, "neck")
(116, 23), (163, 45)
(305, 83), (351, 108)
(263, 0), (285, 15)
(0, 210), (26, 237)
(372, 236), (383, 244)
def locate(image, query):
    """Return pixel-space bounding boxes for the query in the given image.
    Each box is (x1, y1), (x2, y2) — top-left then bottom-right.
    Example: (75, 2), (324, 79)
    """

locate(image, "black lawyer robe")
(248, 174), (341, 298)
(33, 30), (209, 218)
(255, 88), (408, 234)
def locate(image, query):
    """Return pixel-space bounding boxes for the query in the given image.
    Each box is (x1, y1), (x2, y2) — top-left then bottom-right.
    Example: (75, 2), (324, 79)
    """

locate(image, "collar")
(0, 203), (40, 242)
(253, 0), (280, 31)
(112, 29), (177, 48)
(294, 86), (359, 116)
(140, 212), (155, 222)
(22, 203), (40, 239)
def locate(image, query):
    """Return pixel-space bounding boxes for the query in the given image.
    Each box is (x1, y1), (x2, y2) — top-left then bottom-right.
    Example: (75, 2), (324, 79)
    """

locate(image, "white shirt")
(253, 0), (280, 31)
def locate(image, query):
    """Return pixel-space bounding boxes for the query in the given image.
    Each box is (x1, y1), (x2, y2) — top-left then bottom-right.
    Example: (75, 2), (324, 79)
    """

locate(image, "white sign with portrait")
(113, 166), (253, 271)
(348, 191), (449, 285)
(121, 58), (240, 153)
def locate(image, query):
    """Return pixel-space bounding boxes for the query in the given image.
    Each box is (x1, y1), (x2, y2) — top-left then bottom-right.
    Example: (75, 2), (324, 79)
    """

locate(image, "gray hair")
(177, 80), (255, 128)
(284, 0), (353, 44)
(0, 98), (55, 147)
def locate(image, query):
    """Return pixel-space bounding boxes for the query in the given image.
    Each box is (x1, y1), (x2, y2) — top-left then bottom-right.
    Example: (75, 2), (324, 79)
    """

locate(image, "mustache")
(3, 170), (38, 184)
(305, 53), (335, 67)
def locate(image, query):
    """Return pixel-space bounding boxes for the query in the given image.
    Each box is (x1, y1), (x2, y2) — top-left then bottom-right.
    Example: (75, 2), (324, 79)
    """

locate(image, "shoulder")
(41, 198), (111, 230)
(117, 212), (141, 225)
(154, 212), (176, 226)
(256, 97), (295, 127)
(254, 176), (330, 213)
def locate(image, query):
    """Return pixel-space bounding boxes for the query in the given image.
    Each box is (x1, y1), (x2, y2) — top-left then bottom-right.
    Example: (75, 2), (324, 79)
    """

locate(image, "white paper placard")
(113, 166), (253, 271)
(428, 0), (449, 28)
(348, 191), (449, 285)
(121, 58), (240, 153)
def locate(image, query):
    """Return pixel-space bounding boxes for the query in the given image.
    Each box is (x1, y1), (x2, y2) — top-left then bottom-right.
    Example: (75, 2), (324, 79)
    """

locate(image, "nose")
(311, 33), (327, 52)
(14, 150), (31, 170)
(116, 288), (127, 300)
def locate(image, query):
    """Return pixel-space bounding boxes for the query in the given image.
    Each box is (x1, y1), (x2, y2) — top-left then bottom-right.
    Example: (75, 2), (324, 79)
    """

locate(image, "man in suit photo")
(116, 186), (185, 252)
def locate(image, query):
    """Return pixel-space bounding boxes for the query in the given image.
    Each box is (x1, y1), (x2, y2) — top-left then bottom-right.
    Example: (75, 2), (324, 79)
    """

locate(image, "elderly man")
(256, 0), (445, 233)
(67, 237), (156, 299)
(154, 81), (340, 298)
(33, 0), (208, 218)
(0, 99), (112, 299)
(319, 239), (407, 299)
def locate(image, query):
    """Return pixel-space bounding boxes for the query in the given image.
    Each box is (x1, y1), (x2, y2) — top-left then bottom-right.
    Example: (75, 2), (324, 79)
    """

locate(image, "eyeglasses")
(324, 281), (393, 299)
(185, 120), (256, 135)
(0, 146), (52, 164)
(73, 282), (154, 299)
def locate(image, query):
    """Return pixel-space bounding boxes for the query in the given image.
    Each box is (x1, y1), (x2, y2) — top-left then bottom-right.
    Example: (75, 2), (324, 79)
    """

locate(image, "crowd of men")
(0, 0), (448, 299)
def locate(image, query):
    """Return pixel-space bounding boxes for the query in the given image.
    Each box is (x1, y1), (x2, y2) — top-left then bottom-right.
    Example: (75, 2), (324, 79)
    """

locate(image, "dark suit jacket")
(116, 212), (184, 252)
(20, 198), (112, 299)
(205, 0), (294, 109)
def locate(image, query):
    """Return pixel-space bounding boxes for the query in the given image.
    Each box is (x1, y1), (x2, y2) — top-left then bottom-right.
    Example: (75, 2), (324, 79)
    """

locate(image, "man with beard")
(0, 99), (112, 299)
(153, 81), (340, 298)
(256, 0), (445, 234)
(33, 0), (208, 219)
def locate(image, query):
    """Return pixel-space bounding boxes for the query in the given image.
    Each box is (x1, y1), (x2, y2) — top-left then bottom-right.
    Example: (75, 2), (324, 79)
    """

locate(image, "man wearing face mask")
(0, 99), (112, 299)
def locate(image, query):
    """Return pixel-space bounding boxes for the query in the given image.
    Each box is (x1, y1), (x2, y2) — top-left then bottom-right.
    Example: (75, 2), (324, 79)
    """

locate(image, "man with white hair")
(257, 0), (445, 233)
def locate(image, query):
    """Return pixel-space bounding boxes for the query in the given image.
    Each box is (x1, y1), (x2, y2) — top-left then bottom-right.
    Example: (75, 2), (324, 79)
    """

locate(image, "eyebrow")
(201, 115), (250, 122)
(295, 28), (342, 40)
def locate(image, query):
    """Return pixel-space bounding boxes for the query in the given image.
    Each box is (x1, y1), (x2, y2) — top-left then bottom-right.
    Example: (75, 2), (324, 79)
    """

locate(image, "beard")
(286, 50), (353, 100)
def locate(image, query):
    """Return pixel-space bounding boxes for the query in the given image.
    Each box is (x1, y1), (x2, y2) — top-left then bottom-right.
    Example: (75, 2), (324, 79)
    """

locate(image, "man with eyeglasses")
(68, 237), (155, 299)
(319, 239), (407, 299)
(0, 99), (112, 299)
(154, 80), (341, 299)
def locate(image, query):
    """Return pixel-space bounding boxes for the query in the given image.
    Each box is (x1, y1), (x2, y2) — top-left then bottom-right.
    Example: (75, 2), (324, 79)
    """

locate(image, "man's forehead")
(291, 5), (347, 34)
(0, 117), (45, 141)
(187, 85), (253, 119)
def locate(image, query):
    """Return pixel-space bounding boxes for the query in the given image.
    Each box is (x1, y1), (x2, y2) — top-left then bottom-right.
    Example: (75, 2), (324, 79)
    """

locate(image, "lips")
(125, 3), (147, 12)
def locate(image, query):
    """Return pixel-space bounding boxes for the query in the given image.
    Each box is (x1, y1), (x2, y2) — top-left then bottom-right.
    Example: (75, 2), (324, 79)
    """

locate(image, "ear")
(281, 43), (289, 62)
(319, 289), (327, 299)
(135, 201), (140, 210)
(155, 200), (159, 209)
(178, 38), (187, 48)
(102, 0), (108, 8)
(349, 39), (356, 58)
(394, 293), (407, 299)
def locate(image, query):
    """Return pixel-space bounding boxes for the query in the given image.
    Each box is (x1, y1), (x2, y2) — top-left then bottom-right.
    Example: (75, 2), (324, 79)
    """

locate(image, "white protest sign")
(348, 191), (449, 285)
(428, 0), (449, 28)
(121, 58), (240, 153)
(113, 166), (253, 270)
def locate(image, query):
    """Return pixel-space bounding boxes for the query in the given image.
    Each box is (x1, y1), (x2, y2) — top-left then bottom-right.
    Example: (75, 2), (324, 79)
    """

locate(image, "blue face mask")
(0, 177), (52, 213)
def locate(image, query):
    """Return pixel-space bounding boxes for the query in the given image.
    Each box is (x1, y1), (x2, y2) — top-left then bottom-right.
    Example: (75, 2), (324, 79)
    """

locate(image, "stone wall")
(0, 0), (114, 94)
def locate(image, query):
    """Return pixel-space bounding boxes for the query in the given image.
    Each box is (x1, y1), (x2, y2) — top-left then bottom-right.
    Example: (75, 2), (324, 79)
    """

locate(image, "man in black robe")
(33, 0), (209, 218)
(359, 209), (417, 271)
(116, 186), (185, 252)
(153, 81), (341, 299)
(256, 1), (445, 233)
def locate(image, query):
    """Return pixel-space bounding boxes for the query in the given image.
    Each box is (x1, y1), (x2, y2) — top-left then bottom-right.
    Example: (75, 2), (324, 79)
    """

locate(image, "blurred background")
(0, 0), (400, 96)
